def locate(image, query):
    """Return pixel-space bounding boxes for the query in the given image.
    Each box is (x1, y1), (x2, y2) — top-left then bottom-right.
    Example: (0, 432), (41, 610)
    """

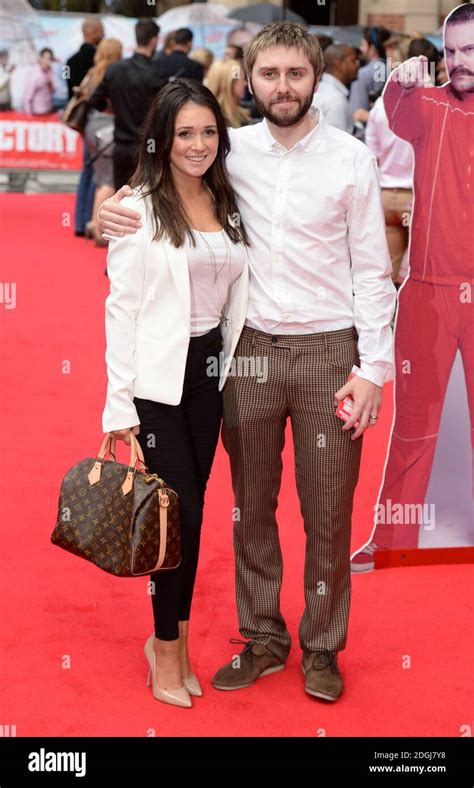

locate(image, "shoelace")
(229, 638), (254, 659)
(312, 650), (339, 673)
(364, 542), (378, 555)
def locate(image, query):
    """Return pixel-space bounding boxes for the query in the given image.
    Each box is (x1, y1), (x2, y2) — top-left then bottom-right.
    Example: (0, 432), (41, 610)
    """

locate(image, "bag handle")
(87, 432), (146, 493)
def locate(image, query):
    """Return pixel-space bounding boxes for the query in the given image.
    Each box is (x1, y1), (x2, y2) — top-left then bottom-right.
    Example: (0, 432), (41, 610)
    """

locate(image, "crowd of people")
(41, 16), (442, 291)
(2, 14), (445, 285)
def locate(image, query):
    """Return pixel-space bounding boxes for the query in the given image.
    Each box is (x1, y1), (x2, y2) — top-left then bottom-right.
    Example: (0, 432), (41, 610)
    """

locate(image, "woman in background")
(190, 48), (214, 81)
(83, 38), (122, 245)
(206, 59), (251, 128)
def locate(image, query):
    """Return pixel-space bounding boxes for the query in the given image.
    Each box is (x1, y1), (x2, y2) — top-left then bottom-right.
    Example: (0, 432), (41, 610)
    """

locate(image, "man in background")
(350, 25), (391, 139)
(89, 18), (167, 190)
(158, 28), (203, 83)
(0, 50), (14, 111)
(312, 44), (359, 133)
(66, 17), (104, 98)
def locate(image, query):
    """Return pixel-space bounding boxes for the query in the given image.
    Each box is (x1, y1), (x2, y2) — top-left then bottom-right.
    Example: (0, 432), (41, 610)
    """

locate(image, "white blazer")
(102, 191), (250, 433)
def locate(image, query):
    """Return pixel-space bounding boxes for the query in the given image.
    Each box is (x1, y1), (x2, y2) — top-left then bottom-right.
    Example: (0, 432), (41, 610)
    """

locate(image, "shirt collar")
(259, 105), (327, 153)
(321, 72), (349, 98)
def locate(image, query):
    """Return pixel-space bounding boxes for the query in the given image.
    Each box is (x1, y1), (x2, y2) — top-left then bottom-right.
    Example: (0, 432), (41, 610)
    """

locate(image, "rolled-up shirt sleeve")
(347, 153), (396, 387)
(102, 196), (147, 433)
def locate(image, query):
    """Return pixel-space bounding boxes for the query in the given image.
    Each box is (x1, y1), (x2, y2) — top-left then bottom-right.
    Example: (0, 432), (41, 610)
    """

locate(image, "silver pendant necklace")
(196, 228), (232, 292)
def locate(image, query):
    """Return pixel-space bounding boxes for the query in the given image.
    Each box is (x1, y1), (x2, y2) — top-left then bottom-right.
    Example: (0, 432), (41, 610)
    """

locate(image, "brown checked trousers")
(221, 325), (363, 663)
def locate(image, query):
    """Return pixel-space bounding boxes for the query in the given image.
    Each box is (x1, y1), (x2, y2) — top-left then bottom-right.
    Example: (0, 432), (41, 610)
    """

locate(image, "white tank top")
(185, 228), (246, 337)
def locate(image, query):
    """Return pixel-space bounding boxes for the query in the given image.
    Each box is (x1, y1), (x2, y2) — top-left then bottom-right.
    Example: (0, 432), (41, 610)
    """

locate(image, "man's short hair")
(445, 2), (474, 27)
(173, 28), (194, 46)
(408, 38), (440, 62)
(40, 47), (53, 58)
(323, 43), (354, 70)
(244, 22), (324, 82)
(314, 34), (333, 52)
(82, 17), (102, 37)
(363, 26), (392, 59)
(135, 18), (160, 47)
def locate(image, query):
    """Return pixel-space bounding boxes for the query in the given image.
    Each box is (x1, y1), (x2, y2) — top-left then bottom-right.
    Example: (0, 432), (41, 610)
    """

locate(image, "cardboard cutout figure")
(352, 3), (474, 571)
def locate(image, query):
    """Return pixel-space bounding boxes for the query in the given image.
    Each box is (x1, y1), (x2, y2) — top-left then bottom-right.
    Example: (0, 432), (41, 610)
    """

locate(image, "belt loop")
(323, 332), (328, 349)
(252, 329), (256, 349)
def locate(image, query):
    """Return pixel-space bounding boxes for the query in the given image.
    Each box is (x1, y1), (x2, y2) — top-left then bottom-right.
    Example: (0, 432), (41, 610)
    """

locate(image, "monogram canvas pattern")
(51, 458), (181, 577)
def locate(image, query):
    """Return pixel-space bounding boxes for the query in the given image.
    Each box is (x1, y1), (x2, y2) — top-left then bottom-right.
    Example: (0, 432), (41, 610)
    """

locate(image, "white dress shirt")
(365, 97), (414, 189)
(226, 106), (396, 387)
(312, 72), (353, 135)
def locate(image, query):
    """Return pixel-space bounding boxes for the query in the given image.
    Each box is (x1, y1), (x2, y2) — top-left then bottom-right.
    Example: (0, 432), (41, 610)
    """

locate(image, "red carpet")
(1, 194), (472, 737)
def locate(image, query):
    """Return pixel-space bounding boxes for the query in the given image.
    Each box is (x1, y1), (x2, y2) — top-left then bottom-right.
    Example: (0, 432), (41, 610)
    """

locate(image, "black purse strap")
(88, 138), (114, 166)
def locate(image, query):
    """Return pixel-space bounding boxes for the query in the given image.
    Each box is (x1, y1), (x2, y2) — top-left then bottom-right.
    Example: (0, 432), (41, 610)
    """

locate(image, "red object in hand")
(335, 366), (360, 428)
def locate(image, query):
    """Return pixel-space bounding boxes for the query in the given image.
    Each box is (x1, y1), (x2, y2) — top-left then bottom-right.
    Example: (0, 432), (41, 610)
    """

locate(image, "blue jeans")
(75, 145), (95, 233)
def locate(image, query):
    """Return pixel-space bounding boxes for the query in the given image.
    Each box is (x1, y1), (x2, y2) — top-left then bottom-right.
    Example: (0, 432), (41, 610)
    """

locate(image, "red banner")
(0, 112), (83, 170)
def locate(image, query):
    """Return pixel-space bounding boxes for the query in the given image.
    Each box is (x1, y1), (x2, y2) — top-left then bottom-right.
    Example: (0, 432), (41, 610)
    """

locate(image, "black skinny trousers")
(134, 325), (223, 641)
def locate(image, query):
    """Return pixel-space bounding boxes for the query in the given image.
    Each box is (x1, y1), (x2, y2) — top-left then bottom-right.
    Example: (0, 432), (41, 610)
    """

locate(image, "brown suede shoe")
(302, 650), (343, 701)
(212, 639), (286, 691)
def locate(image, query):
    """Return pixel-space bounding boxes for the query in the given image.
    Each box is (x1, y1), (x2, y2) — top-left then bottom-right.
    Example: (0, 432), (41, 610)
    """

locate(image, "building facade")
(211, 0), (465, 32)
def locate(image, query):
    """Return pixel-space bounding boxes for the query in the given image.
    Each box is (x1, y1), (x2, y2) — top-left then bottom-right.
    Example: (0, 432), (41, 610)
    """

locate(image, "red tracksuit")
(373, 78), (474, 548)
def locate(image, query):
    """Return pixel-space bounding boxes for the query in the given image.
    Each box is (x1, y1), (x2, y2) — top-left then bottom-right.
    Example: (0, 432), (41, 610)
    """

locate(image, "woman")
(102, 79), (250, 708)
(189, 48), (214, 81)
(205, 59), (251, 128)
(83, 38), (123, 245)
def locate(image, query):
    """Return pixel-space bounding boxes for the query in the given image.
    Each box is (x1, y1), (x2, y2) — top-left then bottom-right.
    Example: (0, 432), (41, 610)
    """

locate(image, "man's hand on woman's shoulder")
(97, 185), (142, 238)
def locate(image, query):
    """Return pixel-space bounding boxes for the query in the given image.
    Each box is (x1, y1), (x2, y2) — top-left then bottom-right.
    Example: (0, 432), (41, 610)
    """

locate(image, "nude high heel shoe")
(144, 634), (192, 708)
(183, 672), (203, 697)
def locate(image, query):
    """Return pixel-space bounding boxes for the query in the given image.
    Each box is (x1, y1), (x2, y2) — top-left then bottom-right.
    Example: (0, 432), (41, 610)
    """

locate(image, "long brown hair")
(129, 78), (250, 249)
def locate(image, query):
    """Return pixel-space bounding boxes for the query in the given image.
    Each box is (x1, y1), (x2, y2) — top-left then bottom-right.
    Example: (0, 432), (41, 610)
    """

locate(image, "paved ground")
(0, 170), (80, 193)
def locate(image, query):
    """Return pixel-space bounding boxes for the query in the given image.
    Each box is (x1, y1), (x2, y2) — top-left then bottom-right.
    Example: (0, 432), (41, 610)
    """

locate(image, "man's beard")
(250, 82), (316, 127)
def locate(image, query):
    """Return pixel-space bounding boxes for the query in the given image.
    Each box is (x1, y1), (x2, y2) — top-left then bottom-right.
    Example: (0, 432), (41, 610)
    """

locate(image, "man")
(153, 30), (176, 65)
(352, 3), (474, 572)
(65, 16), (104, 99)
(364, 38), (438, 287)
(98, 22), (395, 701)
(88, 18), (167, 190)
(365, 93), (413, 284)
(0, 50), (14, 111)
(350, 25), (391, 140)
(157, 28), (203, 83)
(312, 44), (359, 134)
(224, 44), (244, 61)
(24, 48), (55, 115)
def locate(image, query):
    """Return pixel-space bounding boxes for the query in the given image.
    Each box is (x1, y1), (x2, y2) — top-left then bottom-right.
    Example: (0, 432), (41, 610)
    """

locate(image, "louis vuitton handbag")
(51, 433), (181, 577)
